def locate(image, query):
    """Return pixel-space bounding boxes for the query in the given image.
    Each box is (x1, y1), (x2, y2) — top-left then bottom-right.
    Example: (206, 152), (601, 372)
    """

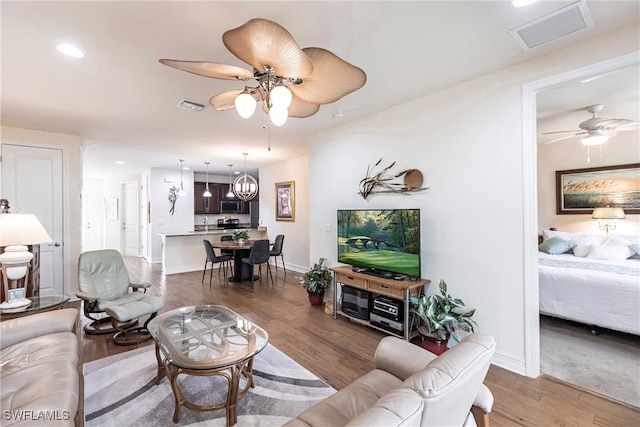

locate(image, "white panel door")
(1, 144), (64, 296)
(122, 181), (139, 256)
(82, 178), (104, 252)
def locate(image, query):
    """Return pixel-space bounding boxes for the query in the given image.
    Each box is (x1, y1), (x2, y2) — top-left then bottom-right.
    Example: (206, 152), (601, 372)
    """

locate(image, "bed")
(538, 230), (640, 336)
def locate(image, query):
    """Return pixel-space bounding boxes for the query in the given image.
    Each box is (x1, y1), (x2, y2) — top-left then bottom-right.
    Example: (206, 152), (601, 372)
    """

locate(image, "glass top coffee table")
(147, 305), (269, 426)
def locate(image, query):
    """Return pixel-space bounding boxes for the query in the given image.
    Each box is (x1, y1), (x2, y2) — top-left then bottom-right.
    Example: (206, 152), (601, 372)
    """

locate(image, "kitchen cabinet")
(194, 182), (221, 214)
(220, 184), (257, 214)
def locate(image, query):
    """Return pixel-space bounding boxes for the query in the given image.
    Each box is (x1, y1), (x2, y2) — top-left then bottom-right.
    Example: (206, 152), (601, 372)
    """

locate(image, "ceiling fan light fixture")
(269, 106), (288, 126)
(270, 85), (292, 109)
(581, 134), (609, 146)
(235, 89), (257, 118)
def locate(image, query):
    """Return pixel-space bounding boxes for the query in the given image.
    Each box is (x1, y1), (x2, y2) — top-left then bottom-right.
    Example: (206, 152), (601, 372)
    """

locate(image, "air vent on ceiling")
(509, 0), (594, 51)
(176, 99), (205, 111)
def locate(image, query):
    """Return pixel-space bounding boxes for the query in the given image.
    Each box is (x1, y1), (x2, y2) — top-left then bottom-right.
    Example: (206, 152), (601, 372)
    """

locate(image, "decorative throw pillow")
(587, 245), (634, 261)
(573, 237), (600, 258)
(539, 237), (575, 255)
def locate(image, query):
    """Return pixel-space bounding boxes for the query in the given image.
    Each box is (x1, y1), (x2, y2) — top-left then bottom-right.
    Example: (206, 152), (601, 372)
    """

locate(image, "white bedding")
(539, 252), (640, 335)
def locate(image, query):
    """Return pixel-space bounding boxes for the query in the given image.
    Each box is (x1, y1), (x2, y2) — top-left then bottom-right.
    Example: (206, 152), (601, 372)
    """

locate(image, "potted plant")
(409, 279), (477, 355)
(298, 258), (333, 306)
(232, 229), (250, 244)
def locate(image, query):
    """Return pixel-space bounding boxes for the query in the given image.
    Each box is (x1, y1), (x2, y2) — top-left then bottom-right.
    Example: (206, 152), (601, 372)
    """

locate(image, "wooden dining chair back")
(202, 240), (233, 287)
(241, 239), (273, 285)
(269, 234), (286, 275)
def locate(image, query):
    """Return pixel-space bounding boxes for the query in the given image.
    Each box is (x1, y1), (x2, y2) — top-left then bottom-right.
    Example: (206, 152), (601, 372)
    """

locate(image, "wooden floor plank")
(70, 257), (639, 426)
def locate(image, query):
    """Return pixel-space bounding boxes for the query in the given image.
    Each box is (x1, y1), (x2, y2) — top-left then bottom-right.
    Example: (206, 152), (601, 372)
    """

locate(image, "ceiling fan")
(159, 18), (367, 126)
(543, 104), (639, 146)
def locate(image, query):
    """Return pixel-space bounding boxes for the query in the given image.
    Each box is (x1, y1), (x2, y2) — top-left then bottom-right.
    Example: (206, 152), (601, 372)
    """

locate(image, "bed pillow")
(587, 244), (634, 260)
(603, 235), (634, 247)
(573, 237), (600, 258)
(539, 237), (575, 255)
(629, 243), (640, 258)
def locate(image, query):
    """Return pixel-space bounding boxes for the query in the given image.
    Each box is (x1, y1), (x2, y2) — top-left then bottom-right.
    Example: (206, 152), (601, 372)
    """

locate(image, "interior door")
(82, 178), (105, 252)
(122, 181), (139, 256)
(1, 144), (64, 296)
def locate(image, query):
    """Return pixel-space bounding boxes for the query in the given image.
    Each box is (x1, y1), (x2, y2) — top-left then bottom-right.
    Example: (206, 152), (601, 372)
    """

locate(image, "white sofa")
(0, 308), (79, 426)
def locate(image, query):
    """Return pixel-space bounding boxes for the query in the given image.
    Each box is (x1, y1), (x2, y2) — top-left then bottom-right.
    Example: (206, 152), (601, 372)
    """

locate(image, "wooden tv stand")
(331, 266), (430, 340)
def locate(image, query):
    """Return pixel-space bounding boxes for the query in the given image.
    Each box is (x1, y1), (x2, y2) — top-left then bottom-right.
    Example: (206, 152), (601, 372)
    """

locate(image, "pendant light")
(226, 164), (235, 198)
(232, 153), (258, 201)
(177, 159), (187, 196)
(203, 162), (212, 197)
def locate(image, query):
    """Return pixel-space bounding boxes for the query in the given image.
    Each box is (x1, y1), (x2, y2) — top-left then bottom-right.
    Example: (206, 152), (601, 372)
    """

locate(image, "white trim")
(522, 52), (640, 378)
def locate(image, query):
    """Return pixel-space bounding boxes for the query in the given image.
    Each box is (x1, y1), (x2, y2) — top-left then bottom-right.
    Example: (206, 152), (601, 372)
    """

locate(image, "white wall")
(307, 25), (639, 375)
(259, 156), (310, 273)
(0, 126), (83, 294)
(148, 167), (194, 263)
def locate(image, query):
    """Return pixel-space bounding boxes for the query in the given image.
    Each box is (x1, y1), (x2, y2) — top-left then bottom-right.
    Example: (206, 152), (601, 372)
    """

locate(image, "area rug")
(83, 344), (336, 426)
(540, 315), (640, 408)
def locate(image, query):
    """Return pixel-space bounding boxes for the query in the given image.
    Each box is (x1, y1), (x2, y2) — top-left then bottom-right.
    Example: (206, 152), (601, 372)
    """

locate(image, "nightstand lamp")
(0, 213), (52, 306)
(592, 206), (625, 234)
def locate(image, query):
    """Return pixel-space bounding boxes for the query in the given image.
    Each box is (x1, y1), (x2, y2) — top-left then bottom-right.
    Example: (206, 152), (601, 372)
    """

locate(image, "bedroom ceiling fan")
(542, 104), (639, 146)
(159, 18), (367, 127)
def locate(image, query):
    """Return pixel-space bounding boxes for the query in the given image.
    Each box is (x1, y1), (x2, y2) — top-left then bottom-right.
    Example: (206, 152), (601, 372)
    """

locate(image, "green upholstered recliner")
(77, 249), (163, 345)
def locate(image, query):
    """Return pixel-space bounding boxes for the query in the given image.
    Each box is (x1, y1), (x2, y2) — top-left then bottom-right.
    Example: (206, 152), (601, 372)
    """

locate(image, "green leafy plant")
(232, 229), (249, 242)
(298, 258), (333, 293)
(409, 279), (477, 342)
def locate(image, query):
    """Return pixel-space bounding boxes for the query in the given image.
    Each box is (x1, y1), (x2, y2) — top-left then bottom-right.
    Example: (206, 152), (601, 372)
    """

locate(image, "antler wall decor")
(358, 158), (428, 199)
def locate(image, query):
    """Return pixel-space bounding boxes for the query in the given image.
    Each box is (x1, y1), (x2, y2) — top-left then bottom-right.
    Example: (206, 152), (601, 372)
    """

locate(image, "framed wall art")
(106, 198), (119, 220)
(275, 181), (295, 221)
(556, 163), (640, 214)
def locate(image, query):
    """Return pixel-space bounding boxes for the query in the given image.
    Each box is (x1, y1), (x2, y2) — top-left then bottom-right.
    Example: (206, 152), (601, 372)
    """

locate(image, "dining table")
(212, 240), (260, 282)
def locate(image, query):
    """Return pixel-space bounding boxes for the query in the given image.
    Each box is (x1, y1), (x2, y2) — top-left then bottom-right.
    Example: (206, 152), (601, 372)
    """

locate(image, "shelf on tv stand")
(330, 266), (431, 341)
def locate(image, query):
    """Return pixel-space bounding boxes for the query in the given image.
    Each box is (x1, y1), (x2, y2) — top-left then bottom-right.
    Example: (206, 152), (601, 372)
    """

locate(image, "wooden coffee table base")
(153, 342), (256, 426)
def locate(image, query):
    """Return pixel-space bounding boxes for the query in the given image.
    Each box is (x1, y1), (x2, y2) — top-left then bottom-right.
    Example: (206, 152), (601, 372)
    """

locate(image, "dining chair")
(220, 234), (235, 258)
(269, 234), (286, 275)
(241, 239), (273, 285)
(202, 240), (233, 287)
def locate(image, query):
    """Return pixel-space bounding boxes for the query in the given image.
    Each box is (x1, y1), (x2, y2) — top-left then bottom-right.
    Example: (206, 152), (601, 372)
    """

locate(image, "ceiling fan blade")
(543, 131), (589, 145)
(209, 90), (242, 111)
(159, 59), (253, 80)
(223, 18), (314, 78)
(289, 48), (367, 105)
(541, 129), (579, 135)
(289, 94), (320, 118)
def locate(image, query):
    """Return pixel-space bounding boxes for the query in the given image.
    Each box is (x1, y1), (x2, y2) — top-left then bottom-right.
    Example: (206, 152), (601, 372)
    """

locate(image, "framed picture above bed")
(556, 163), (640, 215)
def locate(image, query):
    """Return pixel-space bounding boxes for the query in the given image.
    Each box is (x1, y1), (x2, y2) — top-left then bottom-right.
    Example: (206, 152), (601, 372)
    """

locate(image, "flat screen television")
(337, 209), (421, 279)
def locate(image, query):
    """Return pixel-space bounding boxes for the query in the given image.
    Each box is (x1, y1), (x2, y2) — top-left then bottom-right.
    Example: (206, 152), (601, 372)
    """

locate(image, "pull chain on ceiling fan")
(159, 18), (367, 127)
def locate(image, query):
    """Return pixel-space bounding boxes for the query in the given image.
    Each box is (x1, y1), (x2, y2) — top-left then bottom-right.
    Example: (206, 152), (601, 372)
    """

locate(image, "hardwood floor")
(74, 257), (639, 426)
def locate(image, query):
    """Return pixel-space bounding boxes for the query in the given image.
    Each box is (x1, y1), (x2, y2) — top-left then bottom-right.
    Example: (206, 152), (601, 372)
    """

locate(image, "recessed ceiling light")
(332, 111), (345, 119)
(183, 166), (190, 171)
(115, 161), (125, 165)
(513, 0), (537, 7)
(56, 44), (84, 58)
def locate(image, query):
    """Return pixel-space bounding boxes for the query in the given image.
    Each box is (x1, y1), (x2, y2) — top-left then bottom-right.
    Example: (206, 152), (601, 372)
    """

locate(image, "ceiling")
(2, 1), (638, 177)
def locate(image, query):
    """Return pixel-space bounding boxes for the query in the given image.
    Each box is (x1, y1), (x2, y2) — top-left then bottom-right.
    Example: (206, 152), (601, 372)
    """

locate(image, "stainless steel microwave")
(220, 200), (242, 213)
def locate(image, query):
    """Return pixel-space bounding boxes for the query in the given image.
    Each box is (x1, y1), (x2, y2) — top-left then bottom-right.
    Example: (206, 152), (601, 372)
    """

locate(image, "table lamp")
(0, 213), (52, 306)
(592, 206), (625, 234)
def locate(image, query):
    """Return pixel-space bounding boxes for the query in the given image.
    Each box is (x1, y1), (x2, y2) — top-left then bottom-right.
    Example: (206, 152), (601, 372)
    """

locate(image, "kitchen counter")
(157, 228), (268, 275)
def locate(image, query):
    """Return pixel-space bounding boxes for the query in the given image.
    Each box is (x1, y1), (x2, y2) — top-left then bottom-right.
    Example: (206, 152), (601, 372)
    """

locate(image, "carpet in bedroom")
(540, 315), (639, 408)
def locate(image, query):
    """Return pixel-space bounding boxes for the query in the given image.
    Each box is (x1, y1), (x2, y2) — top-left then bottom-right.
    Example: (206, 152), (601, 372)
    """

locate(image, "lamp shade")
(592, 207), (625, 220)
(0, 213), (52, 246)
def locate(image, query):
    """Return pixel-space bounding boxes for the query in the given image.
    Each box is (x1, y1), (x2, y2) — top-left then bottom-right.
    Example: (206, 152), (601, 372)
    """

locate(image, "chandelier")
(232, 153), (258, 201)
